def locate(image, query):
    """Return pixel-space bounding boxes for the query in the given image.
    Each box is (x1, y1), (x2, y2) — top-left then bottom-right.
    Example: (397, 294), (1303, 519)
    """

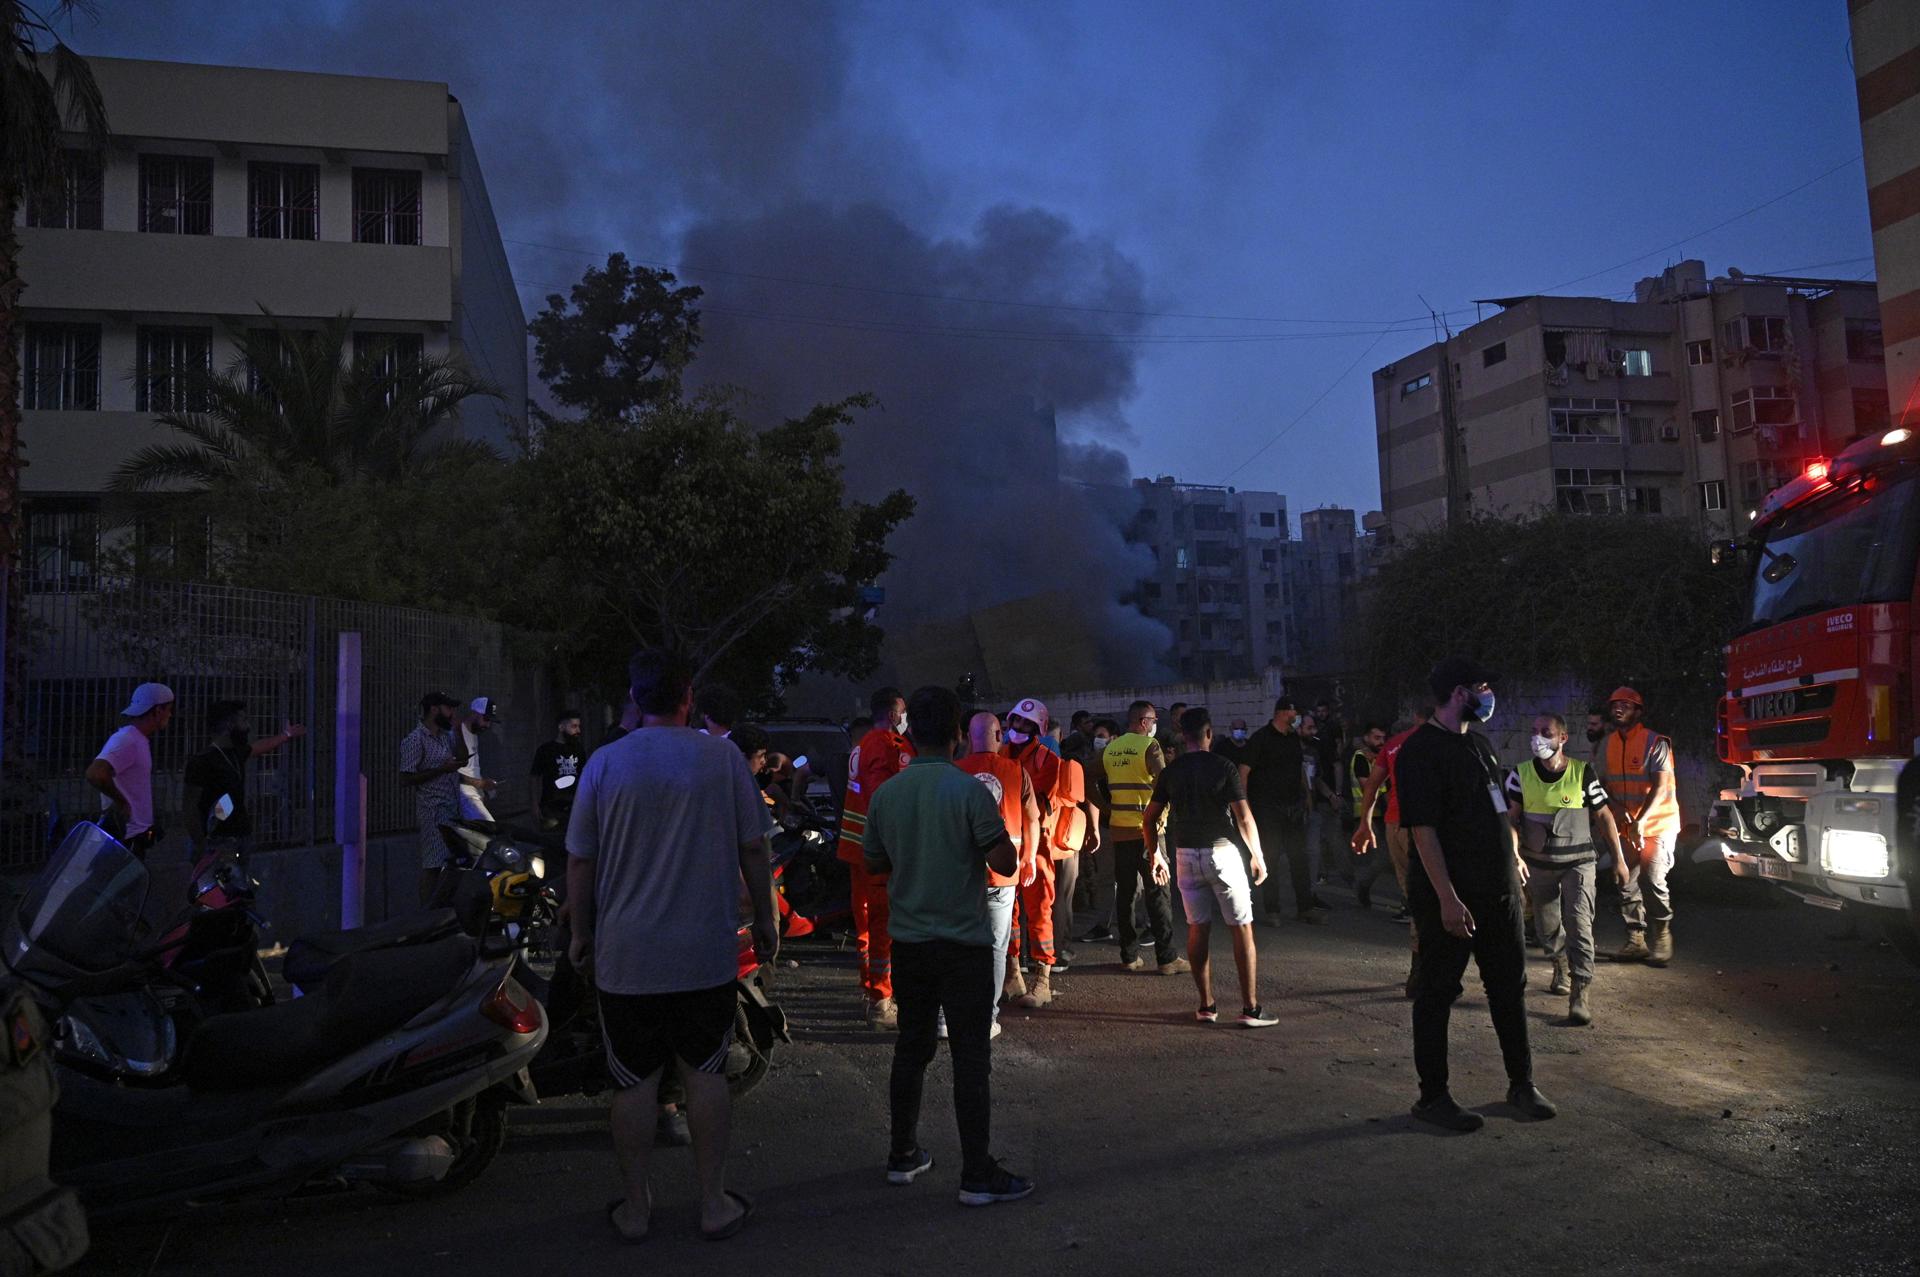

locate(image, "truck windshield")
(1748, 465), (1920, 629)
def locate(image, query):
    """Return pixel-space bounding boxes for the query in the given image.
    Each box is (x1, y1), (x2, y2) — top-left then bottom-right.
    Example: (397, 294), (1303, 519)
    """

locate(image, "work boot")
(1548, 955), (1571, 996)
(1646, 920), (1674, 967)
(1611, 931), (1651, 963)
(1568, 978), (1592, 1026)
(1002, 963), (1027, 1003)
(866, 997), (899, 1030)
(1018, 966), (1054, 1008)
(1157, 957), (1191, 976)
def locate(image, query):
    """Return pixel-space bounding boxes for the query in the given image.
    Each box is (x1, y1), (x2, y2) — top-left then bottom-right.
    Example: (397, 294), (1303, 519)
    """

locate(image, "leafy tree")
(507, 392), (913, 705)
(527, 253), (702, 420)
(109, 312), (500, 492)
(1360, 514), (1744, 747)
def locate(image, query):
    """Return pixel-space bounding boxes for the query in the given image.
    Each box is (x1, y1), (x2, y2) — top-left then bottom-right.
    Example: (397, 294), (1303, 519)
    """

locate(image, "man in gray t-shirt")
(566, 650), (777, 1243)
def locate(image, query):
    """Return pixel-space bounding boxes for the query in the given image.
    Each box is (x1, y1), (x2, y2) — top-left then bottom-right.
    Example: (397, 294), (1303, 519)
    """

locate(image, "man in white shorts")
(1143, 706), (1277, 1028)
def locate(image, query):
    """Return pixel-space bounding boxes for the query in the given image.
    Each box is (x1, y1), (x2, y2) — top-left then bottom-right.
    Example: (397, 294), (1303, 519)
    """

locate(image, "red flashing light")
(1804, 459), (1830, 482)
(481, 978), (543, 1034)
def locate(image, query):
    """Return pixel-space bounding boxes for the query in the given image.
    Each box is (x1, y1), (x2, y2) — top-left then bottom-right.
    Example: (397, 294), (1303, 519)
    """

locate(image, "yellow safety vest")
(1102, 731), (1157, 832)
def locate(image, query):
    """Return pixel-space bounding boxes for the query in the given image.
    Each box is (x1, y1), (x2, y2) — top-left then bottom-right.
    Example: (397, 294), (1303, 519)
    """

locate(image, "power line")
(1219, 327), (1396, 483)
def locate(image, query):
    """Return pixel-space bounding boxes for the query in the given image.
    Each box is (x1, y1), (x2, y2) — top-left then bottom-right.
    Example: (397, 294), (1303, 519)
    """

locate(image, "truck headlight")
(1820, 829), (1892, 879)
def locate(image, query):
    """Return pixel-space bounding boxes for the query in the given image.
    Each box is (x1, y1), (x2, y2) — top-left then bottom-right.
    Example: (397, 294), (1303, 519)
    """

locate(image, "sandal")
(701, 1189), (755, 1241)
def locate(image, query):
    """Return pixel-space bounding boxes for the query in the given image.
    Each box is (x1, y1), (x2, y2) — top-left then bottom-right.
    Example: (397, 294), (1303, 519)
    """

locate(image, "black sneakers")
(957, 1161), (1035, 1207)
(886, 1147), (934, 1184)
(1411, 1094), (1485, 1133)
(1507, 1083), (1558, 1120)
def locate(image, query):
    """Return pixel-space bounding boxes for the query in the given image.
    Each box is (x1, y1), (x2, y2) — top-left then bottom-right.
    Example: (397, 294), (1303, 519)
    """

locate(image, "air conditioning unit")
(1660, 424), (1680, 441)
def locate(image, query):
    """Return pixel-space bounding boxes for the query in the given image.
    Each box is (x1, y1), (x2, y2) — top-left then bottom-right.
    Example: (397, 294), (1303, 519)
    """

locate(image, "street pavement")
(81, 867), (1920, 1276)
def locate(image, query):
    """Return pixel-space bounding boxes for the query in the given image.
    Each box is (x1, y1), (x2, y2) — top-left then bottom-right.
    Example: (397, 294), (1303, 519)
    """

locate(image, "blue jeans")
(986, 885), (1014, 1023)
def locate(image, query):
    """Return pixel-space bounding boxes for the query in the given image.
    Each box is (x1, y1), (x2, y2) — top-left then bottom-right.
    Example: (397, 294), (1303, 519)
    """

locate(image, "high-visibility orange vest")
(1008, 741), (1088, 859)
(957, 752), (1029, 886)
(836, 727), (915, 866)
(1602, 723), (1680, 839)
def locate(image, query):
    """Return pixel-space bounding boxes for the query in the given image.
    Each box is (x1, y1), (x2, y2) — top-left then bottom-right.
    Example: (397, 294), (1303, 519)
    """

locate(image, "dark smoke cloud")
(77, 0), (1173, 679)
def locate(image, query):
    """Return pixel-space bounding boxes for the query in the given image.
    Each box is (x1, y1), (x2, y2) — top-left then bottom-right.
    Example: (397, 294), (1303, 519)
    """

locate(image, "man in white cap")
(458, 696), (502, 822)
(85, 682), (176, 857)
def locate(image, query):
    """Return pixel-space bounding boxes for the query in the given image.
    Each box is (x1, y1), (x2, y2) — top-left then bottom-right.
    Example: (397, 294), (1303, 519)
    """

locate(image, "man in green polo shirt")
(864, 684), (1031, 1209)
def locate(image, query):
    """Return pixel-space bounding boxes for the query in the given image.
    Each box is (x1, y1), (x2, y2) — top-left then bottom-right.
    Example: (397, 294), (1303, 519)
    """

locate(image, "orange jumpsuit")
(1004, 740), (1061, 967)
(836, 726), (914, 1003)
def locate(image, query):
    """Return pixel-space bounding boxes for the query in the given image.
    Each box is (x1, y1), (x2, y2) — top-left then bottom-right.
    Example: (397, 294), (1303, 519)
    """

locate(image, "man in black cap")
(1393, 655), (1555, 1132)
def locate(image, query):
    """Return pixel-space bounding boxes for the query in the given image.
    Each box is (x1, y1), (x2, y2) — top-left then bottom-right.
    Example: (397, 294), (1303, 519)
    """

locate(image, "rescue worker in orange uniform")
(1005, 698), (1076, 1008)
(956, 712), (1041, 1036)
(836, 687), (915, 1027)
(1599, 686), (1680, 966)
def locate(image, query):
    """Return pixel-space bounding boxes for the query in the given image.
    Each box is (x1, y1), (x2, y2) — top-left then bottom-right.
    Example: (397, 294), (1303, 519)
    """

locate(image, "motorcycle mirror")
(553, 775), (577, 790)
(209, 793), (235, 830)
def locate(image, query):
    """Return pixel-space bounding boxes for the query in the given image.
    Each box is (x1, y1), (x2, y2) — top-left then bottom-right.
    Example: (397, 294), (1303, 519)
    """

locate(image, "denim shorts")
(1176, 841), (1253, 926)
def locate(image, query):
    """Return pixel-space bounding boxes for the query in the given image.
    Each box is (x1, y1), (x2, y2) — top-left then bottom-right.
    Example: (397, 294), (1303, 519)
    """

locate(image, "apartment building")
(1286, 507), (1377, 677)
(1126, 478), (1290, 681)
(14, 56), (526, 592)
(1372, 260), (1886, 542)
(1852, 0), (1920, 427)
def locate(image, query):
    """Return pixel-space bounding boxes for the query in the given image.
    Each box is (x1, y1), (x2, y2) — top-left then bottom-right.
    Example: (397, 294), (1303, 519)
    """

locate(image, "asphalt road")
(80, 867), (1920, 1277)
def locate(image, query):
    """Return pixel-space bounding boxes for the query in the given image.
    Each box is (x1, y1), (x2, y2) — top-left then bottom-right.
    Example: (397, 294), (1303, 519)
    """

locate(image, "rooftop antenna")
(1418, 293), (1452, 344)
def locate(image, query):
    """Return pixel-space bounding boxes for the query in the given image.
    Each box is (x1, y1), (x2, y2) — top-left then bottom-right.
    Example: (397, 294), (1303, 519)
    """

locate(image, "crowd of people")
(75, 653), (1683, 1234)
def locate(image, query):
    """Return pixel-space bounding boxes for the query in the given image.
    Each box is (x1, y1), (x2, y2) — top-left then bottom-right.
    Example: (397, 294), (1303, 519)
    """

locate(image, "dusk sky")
(74, 0), (1872, 526)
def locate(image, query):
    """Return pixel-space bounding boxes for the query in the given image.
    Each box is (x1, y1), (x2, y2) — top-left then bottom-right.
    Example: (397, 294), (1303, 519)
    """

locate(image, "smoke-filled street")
(78, 873), (1919, 1277)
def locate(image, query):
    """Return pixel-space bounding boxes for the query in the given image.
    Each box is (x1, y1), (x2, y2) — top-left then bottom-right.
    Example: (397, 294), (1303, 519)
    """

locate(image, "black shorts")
(598, 983), (737, 1085)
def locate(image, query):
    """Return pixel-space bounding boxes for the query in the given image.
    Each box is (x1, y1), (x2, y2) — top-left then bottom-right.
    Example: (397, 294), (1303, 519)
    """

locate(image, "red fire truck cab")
(1707, 426), (1920, 957)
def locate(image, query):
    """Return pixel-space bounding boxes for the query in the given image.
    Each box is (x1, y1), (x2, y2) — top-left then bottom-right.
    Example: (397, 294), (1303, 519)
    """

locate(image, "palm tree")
(110, 312), (503, 493)
(2, 1), (106, 780)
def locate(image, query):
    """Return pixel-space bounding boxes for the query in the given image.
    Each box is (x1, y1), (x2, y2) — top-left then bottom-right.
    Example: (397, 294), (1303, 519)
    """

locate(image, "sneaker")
(1055, 947), (1076, 971)
(1195, 1004), (1219, 1023)
(989, 1020), (1003, 1040)
(1119, 955), (1146, 971)
(1390, 905), (1412, 924)
(1237, 1005), (1278, 1028)
(957, 1162), (1035, 1208)
(1308, 895), (1333, 911)
(1411, 1094), (1484, 1133)
(1507, 1083), (1558, 1121)
(887, 1147), (935, 1185)
(1296, 910), (1327, 926)
(1157, 957), (1191, 976)
(1078, 925), (1115, 943)
(867, 997), (899, 1030)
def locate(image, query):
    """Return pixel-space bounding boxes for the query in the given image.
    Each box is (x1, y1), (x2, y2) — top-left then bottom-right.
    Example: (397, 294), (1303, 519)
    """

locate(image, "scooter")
(4, 824), (547, 1221)
(152, 794), (274, 1015)
(770, 799), (850, 938)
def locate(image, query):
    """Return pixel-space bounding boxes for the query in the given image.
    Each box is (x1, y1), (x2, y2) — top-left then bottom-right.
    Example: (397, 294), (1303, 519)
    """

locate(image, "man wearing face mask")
(401, 692), (473, 904)
(183, 700), (308, 858)
(836, 687), (916, 1028)
(1239, 698), (1326, 925)
(1217, 719), (1252, 767)
(1395, 656), (1554, 1131)
(1600, 686), (1680, 966)
(1001, 698), (1062, 1000)
(1505, 714), (1621, 1026)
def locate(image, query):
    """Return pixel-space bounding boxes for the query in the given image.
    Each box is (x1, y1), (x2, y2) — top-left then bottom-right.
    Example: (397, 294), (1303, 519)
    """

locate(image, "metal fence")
(2, 581), (553, 869)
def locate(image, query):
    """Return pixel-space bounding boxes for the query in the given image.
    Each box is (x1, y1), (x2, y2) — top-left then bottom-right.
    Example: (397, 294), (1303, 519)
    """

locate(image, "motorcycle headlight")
(493, 844), (526, 870)
(530, 855), (547, 879)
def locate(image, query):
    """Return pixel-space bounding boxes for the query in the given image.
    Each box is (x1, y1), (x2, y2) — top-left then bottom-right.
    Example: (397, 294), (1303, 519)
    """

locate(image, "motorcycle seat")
(449, 818), (567, 853)
(282, 908), (463, 990)
(181, 934), (477, 1092)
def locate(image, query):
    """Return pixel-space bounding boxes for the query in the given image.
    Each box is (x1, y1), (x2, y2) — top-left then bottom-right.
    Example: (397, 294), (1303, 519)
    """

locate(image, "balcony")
(18, 228), (452, 323)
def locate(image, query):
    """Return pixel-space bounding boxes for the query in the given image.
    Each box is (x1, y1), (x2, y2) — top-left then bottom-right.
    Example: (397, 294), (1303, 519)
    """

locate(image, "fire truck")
(1706, 425), (1920, 960)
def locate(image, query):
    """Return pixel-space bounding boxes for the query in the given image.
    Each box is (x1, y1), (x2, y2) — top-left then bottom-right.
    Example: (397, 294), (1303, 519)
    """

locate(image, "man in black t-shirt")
(1145, 707), (1276, 1028)
(1396, 656), (1556, 1133)
(1237, 697), (1327, 923)
(181, 699), (308, 857)
(530, 709), (588, 830)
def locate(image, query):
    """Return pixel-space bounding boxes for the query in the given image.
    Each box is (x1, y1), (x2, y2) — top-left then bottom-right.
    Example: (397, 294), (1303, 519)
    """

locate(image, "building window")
(1692, 409), (1721, 442)
(23, 504), (102, 594)
(1626, 485), (1663, 514)
(22, 323), (100, 410)
(1699, 480), (1726, 512)
(1723, 314), (1787, 354)
(1846, 319), (1885, 362)
(1197, 542), (1233, 569)
(1175, 546), (1190, 571)
(1199, 620), (1215, 640)
(1401, 372), (1433, 396)
(1259, 511), (1276, 527)
(135, 327), (213, 413)
(353, 168), (422, 245)
(248, 162), (320, 240)
(1553, 467), (1625, 514)
(138, 155), (213, 235)
(1548, 397), (1621, 441)
(1729, 386), (1795, 433)
(1686, 338), (1713, 366)
(1223, 583), (1242, 603)
(1261, 547), (1278, 566)
(25, 149), (102, 229)
(1139, 581), (1161, 599)
(356, 332), (425, 379)
(1852, 388), (1891, 437)
(1263, 582), (1279, 600)
(1482, 341), (1507, 368)
(1627, 416), (1656, 444)
(1179, 619), (1193, 640)
(1620, 349), (1653, 377)
(1737, 459), (1793, 508)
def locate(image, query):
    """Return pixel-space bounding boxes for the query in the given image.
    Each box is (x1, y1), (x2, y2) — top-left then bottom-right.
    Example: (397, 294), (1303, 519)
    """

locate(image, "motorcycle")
(769, 799), (850, 939)
(398, 817), (788, 1100)
(3, 824), (548, 1220)
(152, 794), (274, 1015)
